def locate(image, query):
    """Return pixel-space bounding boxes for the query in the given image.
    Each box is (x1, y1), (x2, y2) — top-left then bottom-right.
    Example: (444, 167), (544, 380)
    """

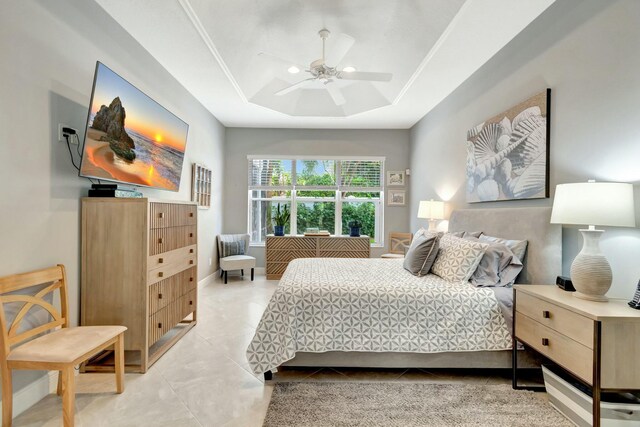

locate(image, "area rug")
(263, 382), (571, 427)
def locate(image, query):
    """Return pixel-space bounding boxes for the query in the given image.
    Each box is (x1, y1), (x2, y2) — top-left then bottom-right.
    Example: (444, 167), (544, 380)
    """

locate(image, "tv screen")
(79, 62), (189, 191)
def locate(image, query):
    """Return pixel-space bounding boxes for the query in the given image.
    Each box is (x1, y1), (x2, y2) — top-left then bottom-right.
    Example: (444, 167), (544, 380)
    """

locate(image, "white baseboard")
(198, 271), (218, 289)
(0, 371), (58, 419)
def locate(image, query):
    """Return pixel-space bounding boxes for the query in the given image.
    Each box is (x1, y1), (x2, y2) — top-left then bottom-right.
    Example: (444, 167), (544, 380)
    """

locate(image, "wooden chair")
(0, 265), (126, 427)
(381, 232), (413, 258)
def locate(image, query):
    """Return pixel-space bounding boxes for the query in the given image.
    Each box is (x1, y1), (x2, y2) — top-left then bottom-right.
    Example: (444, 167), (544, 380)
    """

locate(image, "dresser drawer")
(516, 291), (594, 348)
(149, 226), (197, 256)
(515, 312), (593, 383)
(148, 245), (197, 270)
(147, 256), (197, 286)
(149, 203), (197, 229)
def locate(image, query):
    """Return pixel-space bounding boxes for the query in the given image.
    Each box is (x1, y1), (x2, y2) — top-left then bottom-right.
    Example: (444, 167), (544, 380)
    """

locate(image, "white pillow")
(431, 234), (488, 283)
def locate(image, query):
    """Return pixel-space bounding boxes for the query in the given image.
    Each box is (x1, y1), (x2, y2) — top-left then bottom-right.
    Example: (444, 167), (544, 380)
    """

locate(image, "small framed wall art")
(191, 163), (212, 208)
(388, 190), (406, 206)
(387, 170), (406, 187)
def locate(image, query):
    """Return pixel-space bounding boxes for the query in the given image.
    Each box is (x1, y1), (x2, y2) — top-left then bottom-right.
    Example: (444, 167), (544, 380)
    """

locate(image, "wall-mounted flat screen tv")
(79, 62), (189, 191)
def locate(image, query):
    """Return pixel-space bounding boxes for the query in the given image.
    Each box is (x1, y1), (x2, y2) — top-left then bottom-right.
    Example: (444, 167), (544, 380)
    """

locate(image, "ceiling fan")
(259, 28), (392, 106)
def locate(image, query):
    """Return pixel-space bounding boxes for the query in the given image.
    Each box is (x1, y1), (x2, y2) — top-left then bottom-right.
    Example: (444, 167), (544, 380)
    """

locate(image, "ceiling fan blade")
(339, 71), (393, 82)
(275, 78), (314, 96)
(325, 33), (355, 66)
(325, 83), (346, 106)
(258, 52), (306, 71)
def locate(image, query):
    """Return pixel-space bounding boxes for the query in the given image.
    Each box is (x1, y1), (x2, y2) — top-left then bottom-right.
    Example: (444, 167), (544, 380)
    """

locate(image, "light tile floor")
(13, 274), (542, 426)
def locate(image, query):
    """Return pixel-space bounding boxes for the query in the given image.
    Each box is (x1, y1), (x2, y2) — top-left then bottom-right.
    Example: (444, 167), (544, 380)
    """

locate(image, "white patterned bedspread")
(247, 258), (512, 374)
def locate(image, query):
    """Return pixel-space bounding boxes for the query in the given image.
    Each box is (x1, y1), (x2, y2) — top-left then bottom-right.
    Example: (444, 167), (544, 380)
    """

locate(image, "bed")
(247, 207), (561, 376)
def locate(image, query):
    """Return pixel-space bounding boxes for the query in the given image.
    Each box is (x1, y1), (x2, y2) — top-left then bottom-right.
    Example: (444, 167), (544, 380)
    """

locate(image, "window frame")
(247, 155), (385, 247)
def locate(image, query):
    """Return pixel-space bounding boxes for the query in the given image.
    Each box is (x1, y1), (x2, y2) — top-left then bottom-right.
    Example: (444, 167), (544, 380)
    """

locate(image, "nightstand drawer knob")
(542, 310), (551, 319)
(541, 338), (549, 346)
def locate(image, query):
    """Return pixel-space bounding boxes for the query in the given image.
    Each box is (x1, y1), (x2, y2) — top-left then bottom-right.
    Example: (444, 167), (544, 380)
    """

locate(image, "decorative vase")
(570, 228), (611, 302)
(349, 227), (360, 237)
(274, 225), (284, 236)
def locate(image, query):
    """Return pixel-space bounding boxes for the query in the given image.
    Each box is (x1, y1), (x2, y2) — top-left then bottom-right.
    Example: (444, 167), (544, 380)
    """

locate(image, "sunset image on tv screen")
(79, 62), (189, 191)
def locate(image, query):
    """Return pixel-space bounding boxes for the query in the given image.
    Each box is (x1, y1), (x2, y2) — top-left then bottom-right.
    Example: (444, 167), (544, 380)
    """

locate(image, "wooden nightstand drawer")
(515, 312), (593, 383)
(516, 292), (594, 348)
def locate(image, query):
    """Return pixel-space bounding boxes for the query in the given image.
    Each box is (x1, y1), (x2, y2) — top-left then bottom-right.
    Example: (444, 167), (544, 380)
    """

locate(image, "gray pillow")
(479, 235), (528, 262)
(466, 237), (523, 287)
(222, 240), (245, 257)
(403, 230), (440, 277)
(451, 231), (483, 239)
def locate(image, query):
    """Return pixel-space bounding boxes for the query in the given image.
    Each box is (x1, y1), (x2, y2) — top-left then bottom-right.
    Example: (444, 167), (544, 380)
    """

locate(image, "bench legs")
(114, 334), (125, 394)
(61, 367), (75, 427)
(2, 365), (12, 427)
(251, 268), (254, 281)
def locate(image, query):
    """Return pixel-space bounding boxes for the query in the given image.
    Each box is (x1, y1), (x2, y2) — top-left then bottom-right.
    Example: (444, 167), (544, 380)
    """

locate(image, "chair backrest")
(0, 265), (69, 360)
(217, 234), (250, 259)
(389, 232), (413, 254)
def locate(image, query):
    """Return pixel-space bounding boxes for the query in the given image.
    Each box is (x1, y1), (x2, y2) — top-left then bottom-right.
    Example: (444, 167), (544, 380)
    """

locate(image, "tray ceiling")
(95, 0), (555, 128)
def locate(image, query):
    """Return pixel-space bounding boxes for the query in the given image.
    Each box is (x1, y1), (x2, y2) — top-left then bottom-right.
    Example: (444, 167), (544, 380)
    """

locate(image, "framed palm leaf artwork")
(466, 89), (550, 203)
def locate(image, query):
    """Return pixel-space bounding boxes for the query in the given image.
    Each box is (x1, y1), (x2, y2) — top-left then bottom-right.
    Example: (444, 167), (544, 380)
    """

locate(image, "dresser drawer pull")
(541, 338), (549, 346)
(189, 249), (194, 254)
(158, 238), (163, 244)
(189, 260), (194, 265)
(158, 293), (163, 299)
(189, 300), (193, 306)
(189, 212), (194, 217)
(158, 272), (164, 278)
(189, 277), (194, 282)
(542, 310), (551, 319)
(158, 212), (165, 218)
(158, 322), (162, 329)
(158, 258), (164, 264)
(189, 233), (194, 238)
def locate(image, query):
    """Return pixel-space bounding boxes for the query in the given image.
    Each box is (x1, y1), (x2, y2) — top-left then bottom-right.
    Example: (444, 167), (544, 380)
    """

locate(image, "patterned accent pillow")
(431, 234), (488, 283)
(222, 240), (245, 257)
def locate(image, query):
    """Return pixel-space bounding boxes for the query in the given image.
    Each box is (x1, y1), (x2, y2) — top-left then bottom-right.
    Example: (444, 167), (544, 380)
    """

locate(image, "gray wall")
(0, 0), (224, 403)
(409, 0), (640, 298)
(224, 128), (411, 266)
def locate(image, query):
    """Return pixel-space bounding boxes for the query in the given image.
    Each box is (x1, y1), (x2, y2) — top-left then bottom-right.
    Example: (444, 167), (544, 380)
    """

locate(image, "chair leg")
(57, 370), (63, 396)
(2, 366), (12, 427)
(241, 269), (244, 277)
(220, 268), (224, 278)
(61, 366), (76, 427)
(114, 334), (125, 394)
(251, 268), (254, 281)
(224, 270), (228, 284)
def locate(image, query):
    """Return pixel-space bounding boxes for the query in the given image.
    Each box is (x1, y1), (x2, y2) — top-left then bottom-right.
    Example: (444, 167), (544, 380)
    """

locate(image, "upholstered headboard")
(449, 207), (561, 285)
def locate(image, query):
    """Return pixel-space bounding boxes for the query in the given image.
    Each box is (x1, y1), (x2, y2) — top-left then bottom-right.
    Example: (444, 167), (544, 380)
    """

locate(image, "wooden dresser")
(81, 198), (198, 372)
(266, 235), (371, 280)
(513, 285), (640, 427)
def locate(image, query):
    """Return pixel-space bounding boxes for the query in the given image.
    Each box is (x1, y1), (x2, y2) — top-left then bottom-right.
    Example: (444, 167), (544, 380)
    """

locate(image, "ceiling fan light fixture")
(342, 66), (356, 73)
(287, 66), (300, 74)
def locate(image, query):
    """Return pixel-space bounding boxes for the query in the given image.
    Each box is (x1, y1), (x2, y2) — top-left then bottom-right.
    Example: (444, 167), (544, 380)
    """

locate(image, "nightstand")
(513, 285), (640, 427)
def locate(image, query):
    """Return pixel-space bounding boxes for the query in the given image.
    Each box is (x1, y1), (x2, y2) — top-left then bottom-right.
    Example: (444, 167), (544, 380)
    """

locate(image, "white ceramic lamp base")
(570, 228), (612, 302)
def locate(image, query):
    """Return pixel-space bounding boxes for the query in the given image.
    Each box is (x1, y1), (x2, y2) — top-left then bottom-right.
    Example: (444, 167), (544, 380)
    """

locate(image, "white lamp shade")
(551, 182), (636, 227)
(417, 200), (445, 220)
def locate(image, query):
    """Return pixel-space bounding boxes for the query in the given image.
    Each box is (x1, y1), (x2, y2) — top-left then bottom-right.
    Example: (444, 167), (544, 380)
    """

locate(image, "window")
(248, 156), (384, 246)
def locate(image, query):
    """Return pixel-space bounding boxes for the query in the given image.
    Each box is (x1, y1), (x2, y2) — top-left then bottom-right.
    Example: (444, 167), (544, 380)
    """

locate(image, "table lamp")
(418, 199), (445, 231)
(551, 180), (636, 301)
